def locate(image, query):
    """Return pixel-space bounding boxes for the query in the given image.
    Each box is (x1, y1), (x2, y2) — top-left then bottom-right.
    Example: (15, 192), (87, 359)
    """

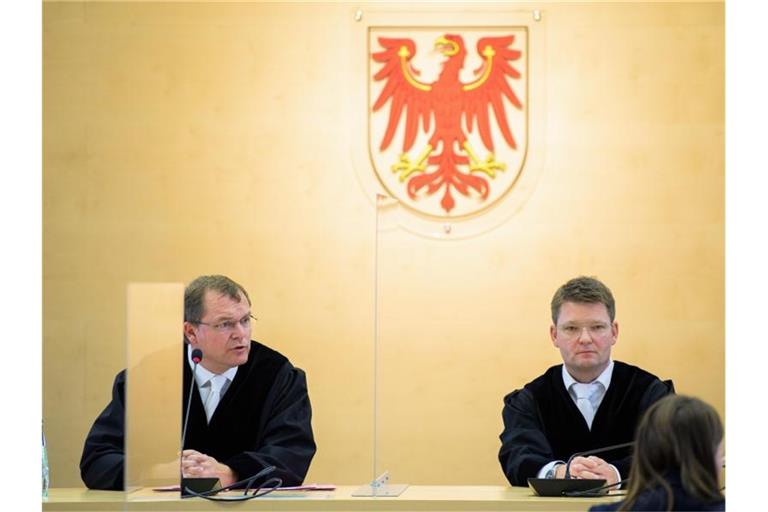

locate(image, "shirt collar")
(186, 344), (238, 387)
(562, 359), (614, 391)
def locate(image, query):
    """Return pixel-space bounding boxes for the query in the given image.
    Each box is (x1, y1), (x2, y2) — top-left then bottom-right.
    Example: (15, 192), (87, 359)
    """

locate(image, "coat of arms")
(369, 28), (528, 218)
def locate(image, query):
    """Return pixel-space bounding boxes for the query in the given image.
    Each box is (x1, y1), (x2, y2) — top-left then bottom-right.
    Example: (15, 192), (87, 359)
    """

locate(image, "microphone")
(182, 465), (282, 501)
(180, 348), (202, 451)
(181, 348), (221, 498)
(527, 441), (634, 497)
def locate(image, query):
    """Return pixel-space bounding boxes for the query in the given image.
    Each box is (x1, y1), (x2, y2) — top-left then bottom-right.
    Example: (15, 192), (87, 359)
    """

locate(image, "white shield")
(368, 27), (528, 219)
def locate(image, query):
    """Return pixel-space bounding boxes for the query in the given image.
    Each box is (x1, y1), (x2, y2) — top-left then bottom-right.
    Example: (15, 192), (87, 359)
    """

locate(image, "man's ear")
(611, 320), (619, 345)
(550, 324), (558, 347)
(183, 322), (198, 345)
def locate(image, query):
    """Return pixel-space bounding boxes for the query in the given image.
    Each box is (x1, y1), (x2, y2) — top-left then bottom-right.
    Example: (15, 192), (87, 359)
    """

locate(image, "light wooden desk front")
(44, 486), (622, 512)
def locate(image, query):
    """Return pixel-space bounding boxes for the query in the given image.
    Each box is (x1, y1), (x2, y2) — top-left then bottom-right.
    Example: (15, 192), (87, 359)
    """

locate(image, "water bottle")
(42, 420), (49, 499)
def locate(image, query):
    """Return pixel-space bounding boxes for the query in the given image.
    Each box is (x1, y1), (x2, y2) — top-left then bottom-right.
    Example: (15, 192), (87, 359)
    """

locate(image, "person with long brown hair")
(590, 394), (724, 511)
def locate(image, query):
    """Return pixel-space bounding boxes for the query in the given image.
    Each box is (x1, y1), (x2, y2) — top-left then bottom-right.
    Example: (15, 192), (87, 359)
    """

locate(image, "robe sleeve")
(498, 388), (553, 486)
(80, 370), (126, 490)
(222, 364), (316, 487)
(608, 378), (674, 480)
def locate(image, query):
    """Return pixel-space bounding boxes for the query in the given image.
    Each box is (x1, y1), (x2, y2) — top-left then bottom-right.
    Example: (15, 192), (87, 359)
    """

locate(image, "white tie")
(204, 375), (227, 423)
(573, 383), (596, 430)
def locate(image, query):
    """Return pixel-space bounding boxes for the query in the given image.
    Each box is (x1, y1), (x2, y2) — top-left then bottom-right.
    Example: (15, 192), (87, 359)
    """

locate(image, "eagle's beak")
(434, 36), (459, 57)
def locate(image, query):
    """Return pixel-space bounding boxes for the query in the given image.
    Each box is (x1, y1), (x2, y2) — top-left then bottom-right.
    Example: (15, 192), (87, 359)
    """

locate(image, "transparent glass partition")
(349, 4), (548, 488)
(125, 283), (184, 492)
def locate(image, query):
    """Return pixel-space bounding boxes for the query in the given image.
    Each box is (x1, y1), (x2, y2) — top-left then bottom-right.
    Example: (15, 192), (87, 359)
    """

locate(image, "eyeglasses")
(192, 314), (256, 333)
(557, 323), (611, 340)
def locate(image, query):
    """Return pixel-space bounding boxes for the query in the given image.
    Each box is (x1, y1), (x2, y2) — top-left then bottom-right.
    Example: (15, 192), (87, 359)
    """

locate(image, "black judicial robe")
(80, 340), (316, 490)
(498, 361), (672, 486)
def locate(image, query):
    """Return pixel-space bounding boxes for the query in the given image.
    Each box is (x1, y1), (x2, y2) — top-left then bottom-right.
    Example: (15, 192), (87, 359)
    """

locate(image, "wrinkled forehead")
(202, 289), (249, 317)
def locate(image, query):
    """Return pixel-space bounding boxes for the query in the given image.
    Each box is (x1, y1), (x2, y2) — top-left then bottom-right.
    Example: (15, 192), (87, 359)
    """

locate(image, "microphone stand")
(180, 349), (221, 498)
(180, 356), (198, 452)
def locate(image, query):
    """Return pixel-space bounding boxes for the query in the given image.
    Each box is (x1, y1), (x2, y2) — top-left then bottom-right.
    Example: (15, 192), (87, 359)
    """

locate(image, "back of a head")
(620, 395), (723, 511)
(550, 276), (616, 324)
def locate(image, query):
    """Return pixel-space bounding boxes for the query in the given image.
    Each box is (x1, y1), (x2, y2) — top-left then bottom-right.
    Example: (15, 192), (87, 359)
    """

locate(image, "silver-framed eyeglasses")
(557, 322), (610, 339)
(193, 314), (256, 332)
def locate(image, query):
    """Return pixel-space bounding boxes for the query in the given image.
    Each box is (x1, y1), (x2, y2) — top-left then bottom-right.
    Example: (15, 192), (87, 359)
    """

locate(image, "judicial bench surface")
(43, 486), (622, 511)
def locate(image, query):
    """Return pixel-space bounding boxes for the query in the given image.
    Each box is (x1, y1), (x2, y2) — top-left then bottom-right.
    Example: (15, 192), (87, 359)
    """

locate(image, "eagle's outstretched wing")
(371, 37), (434, 152)
(462, 35), (523, 151)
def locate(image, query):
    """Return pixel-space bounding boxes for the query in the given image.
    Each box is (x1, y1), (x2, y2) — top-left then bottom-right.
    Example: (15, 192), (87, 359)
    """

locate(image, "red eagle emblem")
(371, 32), (525, 215)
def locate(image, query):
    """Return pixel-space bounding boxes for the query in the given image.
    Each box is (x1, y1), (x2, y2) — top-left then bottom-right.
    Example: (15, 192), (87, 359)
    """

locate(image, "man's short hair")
(184, 275), (251, 324)
(550, 276), (616, 324)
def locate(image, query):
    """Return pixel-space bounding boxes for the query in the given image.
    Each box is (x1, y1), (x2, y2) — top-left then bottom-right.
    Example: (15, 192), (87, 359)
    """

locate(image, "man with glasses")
(80, 275), (316, 490)
(498, 276), (672, 487)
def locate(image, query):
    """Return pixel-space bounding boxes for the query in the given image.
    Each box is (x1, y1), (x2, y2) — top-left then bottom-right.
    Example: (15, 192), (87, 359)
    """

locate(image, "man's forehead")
(557, 301), (610, 320)
(202, 289), (248, 313)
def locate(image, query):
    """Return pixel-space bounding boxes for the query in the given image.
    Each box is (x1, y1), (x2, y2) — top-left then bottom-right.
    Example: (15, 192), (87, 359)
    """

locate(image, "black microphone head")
(191, 349), (203, 364)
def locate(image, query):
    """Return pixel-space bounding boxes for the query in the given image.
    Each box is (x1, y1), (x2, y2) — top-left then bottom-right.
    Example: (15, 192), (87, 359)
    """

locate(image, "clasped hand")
(557, 456), (618, 486)
(181, 449), (237, 487)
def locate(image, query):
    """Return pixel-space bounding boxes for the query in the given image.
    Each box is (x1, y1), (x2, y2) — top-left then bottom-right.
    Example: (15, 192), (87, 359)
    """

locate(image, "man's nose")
(577, 327), (592, 343)
(232, 321), (248, 338)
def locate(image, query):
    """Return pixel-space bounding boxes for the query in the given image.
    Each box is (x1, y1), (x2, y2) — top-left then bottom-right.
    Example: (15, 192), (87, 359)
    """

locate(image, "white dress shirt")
(562, 360), (613, 428)
(187, 345), (238, 423)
